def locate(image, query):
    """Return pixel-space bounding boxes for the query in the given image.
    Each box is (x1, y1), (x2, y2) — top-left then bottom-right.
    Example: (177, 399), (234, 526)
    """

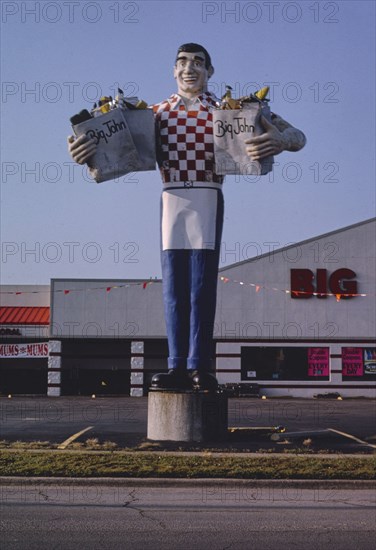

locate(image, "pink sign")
(308, 348), (329, 377)
(342, 348), (363, 377)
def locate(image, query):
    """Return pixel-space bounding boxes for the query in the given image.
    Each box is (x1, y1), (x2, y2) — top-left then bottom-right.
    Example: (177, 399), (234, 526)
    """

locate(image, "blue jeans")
(161, 191), (224, 372)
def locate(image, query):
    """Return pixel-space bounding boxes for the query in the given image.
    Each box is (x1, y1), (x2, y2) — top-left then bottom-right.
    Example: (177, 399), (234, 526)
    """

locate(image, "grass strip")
(1, 451), (375, 479)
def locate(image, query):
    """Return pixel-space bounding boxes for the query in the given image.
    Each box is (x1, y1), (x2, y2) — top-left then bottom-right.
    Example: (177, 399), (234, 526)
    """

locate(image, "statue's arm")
(270, 113), (307, 152)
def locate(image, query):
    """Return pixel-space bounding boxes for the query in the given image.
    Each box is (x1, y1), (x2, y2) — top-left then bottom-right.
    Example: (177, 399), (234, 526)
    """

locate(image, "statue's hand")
(244, 116), (285, 161)
(67, 134), (97, 165)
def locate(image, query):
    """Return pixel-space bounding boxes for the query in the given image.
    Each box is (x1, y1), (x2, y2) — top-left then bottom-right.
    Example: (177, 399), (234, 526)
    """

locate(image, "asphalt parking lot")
(1, 397), (375, 453)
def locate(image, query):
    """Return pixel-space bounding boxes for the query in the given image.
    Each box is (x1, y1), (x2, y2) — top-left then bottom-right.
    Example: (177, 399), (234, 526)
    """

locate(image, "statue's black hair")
(176, 43), (212, 69)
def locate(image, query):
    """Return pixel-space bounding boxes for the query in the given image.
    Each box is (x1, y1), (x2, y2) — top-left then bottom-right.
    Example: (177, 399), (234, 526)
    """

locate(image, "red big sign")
(290, 268), (357, 299)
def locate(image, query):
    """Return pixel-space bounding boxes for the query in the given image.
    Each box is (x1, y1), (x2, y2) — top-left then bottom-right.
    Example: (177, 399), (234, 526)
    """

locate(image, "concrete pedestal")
(147, 391), (228, 442)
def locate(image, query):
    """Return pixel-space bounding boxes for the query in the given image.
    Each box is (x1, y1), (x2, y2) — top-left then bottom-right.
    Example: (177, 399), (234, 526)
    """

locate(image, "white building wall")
(215, 219), (375, 340)
(50, 220), (375, 342)
(0, 285), (50, 306)
(50, 279), (165, 338)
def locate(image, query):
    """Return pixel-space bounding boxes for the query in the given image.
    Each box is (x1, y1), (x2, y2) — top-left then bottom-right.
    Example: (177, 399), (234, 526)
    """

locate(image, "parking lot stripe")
(328, 428), (376, 449)
(57, 426), (94, 450)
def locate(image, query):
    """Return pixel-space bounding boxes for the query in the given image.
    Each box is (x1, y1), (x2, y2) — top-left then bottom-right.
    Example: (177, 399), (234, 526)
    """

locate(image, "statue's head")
(175, 43), (213, 70)
(174, 43), (214, 96)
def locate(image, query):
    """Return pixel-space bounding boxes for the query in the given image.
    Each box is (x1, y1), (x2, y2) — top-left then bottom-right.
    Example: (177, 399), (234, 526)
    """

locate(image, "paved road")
(1, 397), (375, 452)
(1, 484), (375, 549)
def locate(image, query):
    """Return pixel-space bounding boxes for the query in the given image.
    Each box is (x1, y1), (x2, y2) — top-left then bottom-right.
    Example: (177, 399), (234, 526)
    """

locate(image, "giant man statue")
(68, 43), (306, 392)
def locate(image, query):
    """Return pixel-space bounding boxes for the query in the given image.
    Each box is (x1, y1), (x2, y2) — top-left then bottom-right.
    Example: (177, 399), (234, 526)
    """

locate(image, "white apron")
(161, 186), (220, 250)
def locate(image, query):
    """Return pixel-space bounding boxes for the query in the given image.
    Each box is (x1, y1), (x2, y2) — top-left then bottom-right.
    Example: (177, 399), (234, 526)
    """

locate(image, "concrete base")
(147, 391), (228, 442)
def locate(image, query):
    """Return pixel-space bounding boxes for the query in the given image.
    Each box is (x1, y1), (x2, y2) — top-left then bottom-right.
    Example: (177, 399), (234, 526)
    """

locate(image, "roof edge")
(219, 217), (376, 272)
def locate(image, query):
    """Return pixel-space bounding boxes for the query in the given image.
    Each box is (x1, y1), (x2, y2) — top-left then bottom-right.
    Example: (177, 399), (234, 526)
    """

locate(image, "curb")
(0, 448), (375, 458)
(1, 477), (375, 489)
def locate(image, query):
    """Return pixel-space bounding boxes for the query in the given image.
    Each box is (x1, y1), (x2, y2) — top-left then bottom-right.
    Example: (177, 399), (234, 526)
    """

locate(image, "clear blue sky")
(1, 0), (375, 284)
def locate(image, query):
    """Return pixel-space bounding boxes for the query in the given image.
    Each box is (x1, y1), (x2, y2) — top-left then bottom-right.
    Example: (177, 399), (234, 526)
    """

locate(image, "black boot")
(150, 369), (191, 390)
(190, 371), (218, 392)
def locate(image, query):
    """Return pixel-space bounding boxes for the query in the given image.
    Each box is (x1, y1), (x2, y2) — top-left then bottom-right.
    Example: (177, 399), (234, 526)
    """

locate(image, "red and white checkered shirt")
(153, 92), (224, 185)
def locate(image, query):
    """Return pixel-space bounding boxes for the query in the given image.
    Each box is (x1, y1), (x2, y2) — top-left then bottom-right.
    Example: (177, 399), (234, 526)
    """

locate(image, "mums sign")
(290, 268), (357, 299)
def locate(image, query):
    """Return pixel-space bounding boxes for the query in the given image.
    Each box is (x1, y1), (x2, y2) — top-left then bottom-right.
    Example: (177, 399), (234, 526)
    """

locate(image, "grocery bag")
(73, 107), (156, 183)
(122, 109), (156, 172)
(213, 102), (274, 176)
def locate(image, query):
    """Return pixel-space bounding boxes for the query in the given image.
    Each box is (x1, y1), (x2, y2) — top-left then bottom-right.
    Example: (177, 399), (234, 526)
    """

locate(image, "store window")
(241, 347), (330, 381)
(342, 347), (376, 381)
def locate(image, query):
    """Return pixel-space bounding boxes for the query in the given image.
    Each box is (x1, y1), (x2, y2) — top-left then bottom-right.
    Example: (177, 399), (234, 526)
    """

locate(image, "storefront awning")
(0, 307), (50, 325)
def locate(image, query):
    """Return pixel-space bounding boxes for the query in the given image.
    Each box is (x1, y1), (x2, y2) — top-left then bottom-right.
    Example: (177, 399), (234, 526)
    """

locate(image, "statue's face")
(173, 51), (213, 96)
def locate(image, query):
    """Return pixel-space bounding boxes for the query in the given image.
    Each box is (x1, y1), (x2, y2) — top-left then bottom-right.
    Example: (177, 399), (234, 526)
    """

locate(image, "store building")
(0, 285), (51, 395)
(1, 219), (375, 397)
(214, 217), (376, 397)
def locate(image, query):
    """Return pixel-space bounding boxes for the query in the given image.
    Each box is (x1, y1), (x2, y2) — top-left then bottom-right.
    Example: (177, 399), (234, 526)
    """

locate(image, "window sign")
(342, 347), (376, 380)
(342, 348), (363, 377)
(364, 349), (376, 375)
(307, 348), (329, 377)
(247, 370), (257, 378)
(0, 343), (49, 359)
